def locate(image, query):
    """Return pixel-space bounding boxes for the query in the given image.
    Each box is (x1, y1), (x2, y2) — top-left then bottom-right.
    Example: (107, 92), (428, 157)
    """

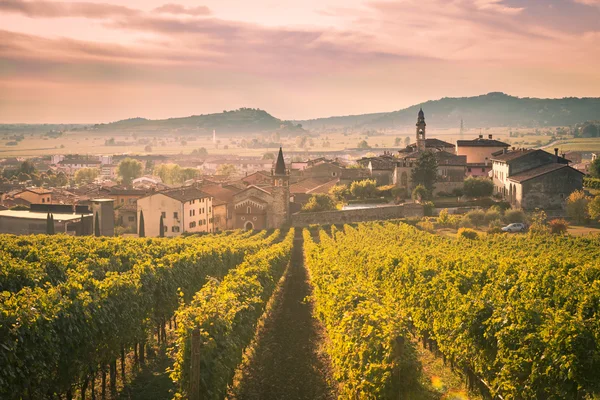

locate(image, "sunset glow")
(1, 0), (599, 123)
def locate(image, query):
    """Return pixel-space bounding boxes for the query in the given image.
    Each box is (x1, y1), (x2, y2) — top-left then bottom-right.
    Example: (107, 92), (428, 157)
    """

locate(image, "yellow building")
(14, 188), (53, 204)
(137, 187), (213, 237)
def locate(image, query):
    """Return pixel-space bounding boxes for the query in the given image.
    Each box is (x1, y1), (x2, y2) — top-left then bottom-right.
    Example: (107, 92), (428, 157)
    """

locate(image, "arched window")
(247, 206), (251, 214)
(400, 172), (408, 188)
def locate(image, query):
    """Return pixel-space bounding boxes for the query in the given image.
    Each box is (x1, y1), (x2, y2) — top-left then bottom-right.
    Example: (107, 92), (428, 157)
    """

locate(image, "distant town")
(0, 108), (595, 237)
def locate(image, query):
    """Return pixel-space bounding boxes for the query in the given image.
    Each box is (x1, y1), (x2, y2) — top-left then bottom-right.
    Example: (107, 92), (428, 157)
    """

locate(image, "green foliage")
(589, 195), (600, 222)
(484, 208), (502, 226)
(566, 190), (589, 224)
(528, 209), (549, 236)
(301, 194), (337, 212)
(463, 177), (494, 198)
(118, 158), (143, 186)
(457, 227), (479, 240)
(422, 201), (435, 217)
(411, 184), (429, 202)
(216, 163), (238, 177)
(437, 208), (450, 226)
(74, 167), (99, 184)
(590, 158), (600, 178)
(305, 222), (600, 399)
(172, 230), (294, 399)
(585, 176), (600, 189)
(191, 147), (209, 157)
(504, 209), (525, 224)
(154, 164), (200, 184)
(417, 219), (434, 232)
(357, 140), (371, 149)
(138, 210), (145, 238)
(350, 179), (378, 199)
(548, 219), (568, 235)
(410, 151), (438, 192)
(329, 184), (349, 202)
(0, 230), (280, 399)
(465, 209), (485, 227)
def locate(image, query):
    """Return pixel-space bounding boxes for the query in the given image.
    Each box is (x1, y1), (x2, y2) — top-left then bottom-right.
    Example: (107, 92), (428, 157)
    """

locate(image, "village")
(0, 109), (596, 237)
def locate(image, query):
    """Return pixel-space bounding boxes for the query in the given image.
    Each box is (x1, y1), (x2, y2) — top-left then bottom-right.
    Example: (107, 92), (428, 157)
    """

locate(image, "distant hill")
(94, 108), (303, 134)
(296, 93), (600, 130)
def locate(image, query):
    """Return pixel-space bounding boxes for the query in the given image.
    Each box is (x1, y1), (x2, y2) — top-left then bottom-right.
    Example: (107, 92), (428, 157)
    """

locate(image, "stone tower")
(416, 108), (426, 151)
(270, 147), (290, 228)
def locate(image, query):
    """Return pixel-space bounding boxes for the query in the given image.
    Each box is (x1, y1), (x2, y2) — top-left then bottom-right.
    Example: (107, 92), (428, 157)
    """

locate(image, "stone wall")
(291, 203), (424, 227)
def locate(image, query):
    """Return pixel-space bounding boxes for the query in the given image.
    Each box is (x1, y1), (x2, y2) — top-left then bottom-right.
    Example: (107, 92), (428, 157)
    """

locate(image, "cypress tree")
(80, 214), (86, 236)
(49, 214), (55, 235)
(94, 212), (101, 237)
(159, 215), (165, 238)
(139, 210), (145, 238)
(46, 212), (53, 235)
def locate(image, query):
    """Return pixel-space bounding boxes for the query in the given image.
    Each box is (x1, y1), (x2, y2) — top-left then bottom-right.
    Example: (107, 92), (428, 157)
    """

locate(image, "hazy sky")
(1, 0), (599, 123)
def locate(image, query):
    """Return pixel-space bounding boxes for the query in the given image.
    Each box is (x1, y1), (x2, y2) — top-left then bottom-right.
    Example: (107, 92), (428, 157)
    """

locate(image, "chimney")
(554, 148), (559, 163)
(503, 148), (507, 154)
(512, 146), (516, 151)
(488, 134), (493, 139)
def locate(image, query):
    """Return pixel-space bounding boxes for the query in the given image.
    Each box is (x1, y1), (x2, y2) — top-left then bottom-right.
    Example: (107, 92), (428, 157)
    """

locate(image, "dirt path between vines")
(231, 235), (337, 400)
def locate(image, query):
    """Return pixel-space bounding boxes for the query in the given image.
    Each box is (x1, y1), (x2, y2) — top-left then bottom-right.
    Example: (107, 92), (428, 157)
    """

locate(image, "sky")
(0, 0), (599, 123)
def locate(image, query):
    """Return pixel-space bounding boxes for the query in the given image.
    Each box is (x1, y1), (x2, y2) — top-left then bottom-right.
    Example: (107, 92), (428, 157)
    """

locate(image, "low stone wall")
(291, 203), (424, 227)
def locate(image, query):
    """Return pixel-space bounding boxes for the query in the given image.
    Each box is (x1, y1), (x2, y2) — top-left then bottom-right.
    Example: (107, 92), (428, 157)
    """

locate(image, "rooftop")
(0, 210), (90, 221)
(457, 138), (510, 147)
(157, 187), (211, 202)
(508, 163), (583, 183)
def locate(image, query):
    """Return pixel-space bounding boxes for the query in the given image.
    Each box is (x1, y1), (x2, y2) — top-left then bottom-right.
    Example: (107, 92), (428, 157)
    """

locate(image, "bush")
(528, 209), (549, 236)
(422, 201), (435, 217)
(412, 185), (430, 202)
(465, 209), (485, 227)
(548, 219), (569, 235)
(589, 195), (600, 222)
(463, 177), (494, 198)
(350, 179), (378, 199)
(504, 209), (525, 224)
(457, 228), (479, 240)
(391, 187), (409, 201)
(302, 194), (337, 212)
(487, 226), (504, 235)
(566, 190), (589, 224)
(459, 216), (474, 228)
(417, 220), (435, 232)
(451, 188), (464, 197)
(437, 209), (450, 226)
(484, 209), (502, 225)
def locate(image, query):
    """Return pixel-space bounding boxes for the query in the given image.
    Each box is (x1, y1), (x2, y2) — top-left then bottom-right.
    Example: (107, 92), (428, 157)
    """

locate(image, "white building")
(137, 187), (214, 237)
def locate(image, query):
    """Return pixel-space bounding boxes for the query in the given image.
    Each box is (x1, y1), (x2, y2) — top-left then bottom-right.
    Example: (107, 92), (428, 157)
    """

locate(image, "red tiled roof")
(508, 163), (583, 183)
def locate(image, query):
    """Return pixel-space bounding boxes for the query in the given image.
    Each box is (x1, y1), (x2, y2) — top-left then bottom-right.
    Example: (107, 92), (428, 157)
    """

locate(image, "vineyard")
(2, 223), (600, 399)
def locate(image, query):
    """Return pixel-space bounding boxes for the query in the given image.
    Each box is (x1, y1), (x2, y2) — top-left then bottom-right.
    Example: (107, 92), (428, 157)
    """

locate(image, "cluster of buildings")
(0, 109), (589, 236)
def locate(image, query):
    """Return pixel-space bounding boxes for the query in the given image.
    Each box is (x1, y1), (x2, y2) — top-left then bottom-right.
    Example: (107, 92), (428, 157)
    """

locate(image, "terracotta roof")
(201, 184), (239, 205)
(307, 179), (340, 194)
(492, 149), (570, 164)
(155, 187), (211, 202)
(21, 187), (52, 195)
(290, 177), (334, 194)
(508, 163), (583, 183)
(108, 188), (149, 196)
(457, 138), (509, 147)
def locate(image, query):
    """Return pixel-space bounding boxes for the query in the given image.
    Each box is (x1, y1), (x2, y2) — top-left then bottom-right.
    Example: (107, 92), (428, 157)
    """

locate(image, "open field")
(1, 125), (589, 159)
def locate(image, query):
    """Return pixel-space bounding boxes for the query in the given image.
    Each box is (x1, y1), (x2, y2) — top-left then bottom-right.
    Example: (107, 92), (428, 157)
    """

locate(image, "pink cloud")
(153, 3), (211, 16)
(0, 0), (139, 18)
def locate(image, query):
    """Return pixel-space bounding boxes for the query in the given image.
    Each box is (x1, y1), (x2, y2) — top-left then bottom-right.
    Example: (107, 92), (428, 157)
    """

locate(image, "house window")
(172, 226), (180, 232)
(173, 212), (178, 218)
(189, 221), (196, 228)
(121, 199), (124, 203)
(247, 206), (251, 214)
(481, 168), (485, 172)
(128, 216), (135, 222)
(42, 198), (45, 203)
(209, 207), (211, 213)
(161, 212), (166, 218)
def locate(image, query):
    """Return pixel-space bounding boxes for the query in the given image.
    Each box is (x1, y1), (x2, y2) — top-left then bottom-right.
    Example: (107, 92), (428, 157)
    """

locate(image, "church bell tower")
(416, 108), (426, 151)
(270, 147), (289, 228)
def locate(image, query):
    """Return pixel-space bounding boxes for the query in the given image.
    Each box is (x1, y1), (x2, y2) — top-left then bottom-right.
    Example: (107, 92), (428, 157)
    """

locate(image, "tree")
(301, 194), (337, 212)
(394, 137), (402, 146)
(262, 153), (275, 160)
(350, 179), (378, 199)
(404, 136), (411, 147)
(46, 213), (55, 235)
(216, 164), (237, 177)
(94, 212), (101, 237)
(159, 215), (165, 237)
(411, 151), (438, 193)
(590, 158), (600, 178)
(329, 184), (349, 202)
(465, 209), (485, 227)
(588, 196), (600, 222)
(118, 158), (143, 186)
(180, 168), (199, 182)
(20, 160), (36, 176)
(138, 210), (145, 237)
(191, 148), (208, 157)
(357, 140), (371, 149)
(566, 190), (589, 223)
(17, 172), (31, 182)
(412, 184), (429, 202)
(74, 168), (99, 185)
(463, 177), (494, 198)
